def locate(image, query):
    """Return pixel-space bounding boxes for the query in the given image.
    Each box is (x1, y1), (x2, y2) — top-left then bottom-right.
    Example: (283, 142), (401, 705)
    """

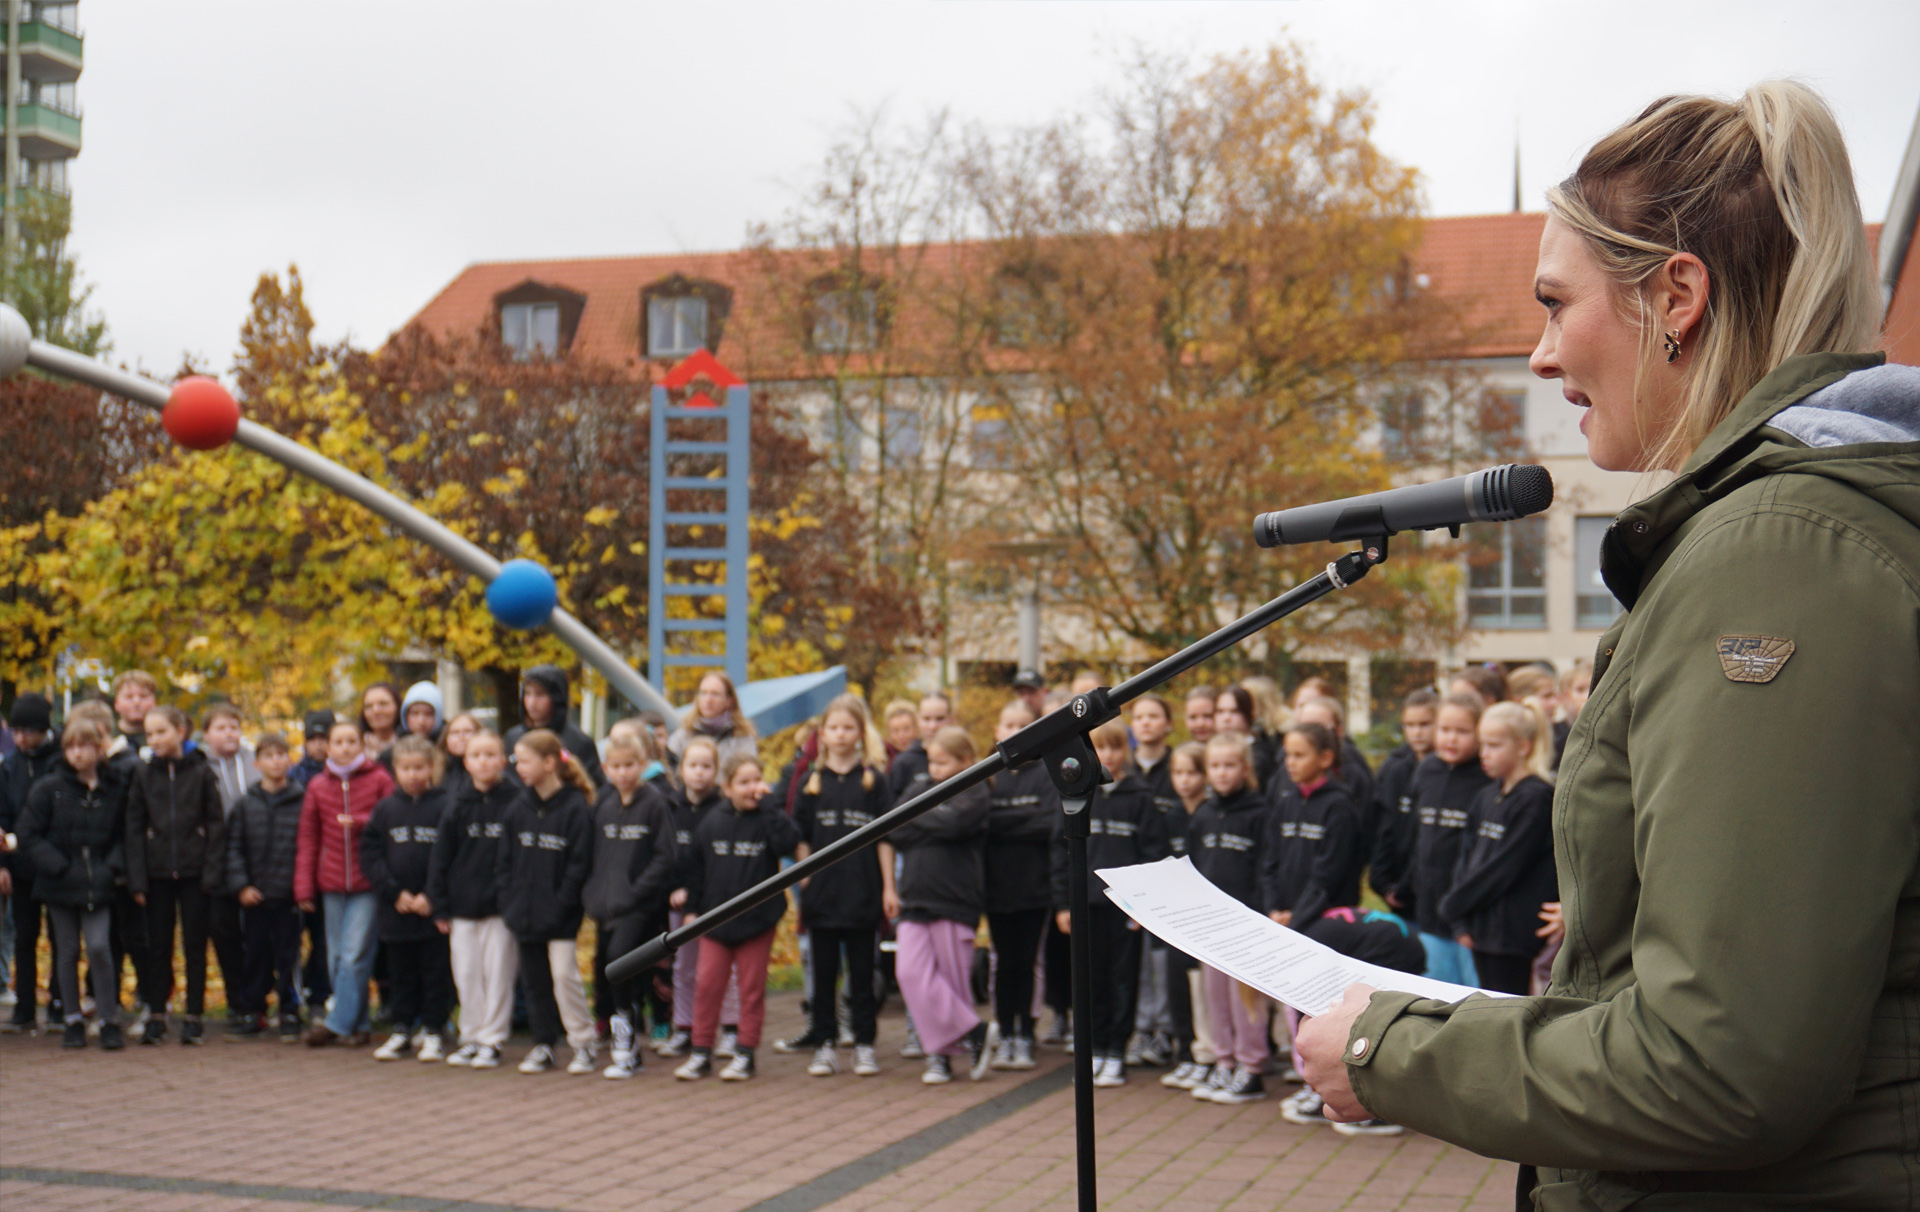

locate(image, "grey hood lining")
(1771, 363), (1920, 448)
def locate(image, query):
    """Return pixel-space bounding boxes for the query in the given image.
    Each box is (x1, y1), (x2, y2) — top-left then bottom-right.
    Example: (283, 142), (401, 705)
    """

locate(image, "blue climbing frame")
(648, 376), (750, 694)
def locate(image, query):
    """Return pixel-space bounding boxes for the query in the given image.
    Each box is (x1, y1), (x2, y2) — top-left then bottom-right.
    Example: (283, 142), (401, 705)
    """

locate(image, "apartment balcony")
(8, 102), (81, 159)
(12, 21), (83, 83)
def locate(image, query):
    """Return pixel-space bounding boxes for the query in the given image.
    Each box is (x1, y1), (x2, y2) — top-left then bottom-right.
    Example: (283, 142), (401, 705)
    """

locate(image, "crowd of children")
(0, 658), (1587, 1132)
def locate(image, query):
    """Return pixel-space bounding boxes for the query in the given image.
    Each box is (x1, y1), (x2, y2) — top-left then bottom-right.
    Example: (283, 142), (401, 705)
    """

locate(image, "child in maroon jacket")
(294, 720), (395, 1046)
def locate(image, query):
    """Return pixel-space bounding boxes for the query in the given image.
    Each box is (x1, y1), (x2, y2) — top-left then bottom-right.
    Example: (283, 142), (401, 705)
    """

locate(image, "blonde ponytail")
(1547, 79), (1878, 473)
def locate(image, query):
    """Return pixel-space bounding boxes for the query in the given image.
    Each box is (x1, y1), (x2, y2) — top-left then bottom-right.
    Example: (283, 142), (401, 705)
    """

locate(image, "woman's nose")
(1529, 321), (1559, 380)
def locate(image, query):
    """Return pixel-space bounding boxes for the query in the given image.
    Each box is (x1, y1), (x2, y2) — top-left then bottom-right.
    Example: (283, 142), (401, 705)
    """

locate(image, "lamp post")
(984, 538), (1068, 679)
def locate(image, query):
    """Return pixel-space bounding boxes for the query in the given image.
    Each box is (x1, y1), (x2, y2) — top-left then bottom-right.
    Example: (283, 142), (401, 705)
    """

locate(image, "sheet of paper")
(1097, 856), (1506, 1017)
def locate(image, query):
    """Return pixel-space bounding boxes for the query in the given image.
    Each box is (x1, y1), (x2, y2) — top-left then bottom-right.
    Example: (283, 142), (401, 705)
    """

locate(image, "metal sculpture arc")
(0, 304), (680, 721)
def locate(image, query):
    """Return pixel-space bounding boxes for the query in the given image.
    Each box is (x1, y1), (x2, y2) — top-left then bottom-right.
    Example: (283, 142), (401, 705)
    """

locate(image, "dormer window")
(811, 285), (882, 354)
(493, 280), (585, 360)
(648, 296), (708, 358)
(502, 302), (560, 358)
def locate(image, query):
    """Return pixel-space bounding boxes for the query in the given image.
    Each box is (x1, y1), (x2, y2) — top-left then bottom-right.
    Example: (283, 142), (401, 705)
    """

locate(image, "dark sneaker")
(772, 1033), (823, 1054)
(1331, 1118), (1404, 1137)
(141, 1016), (168, 1046)
(180, 1017), (204, 1046)
(226, 1015), (263, 1039)
(62, 1020), (87, 1048)
(1213, 1067), (1267, 1105)
(278, 1014), (303, 1042)
(100, 1023), (125, 1051)
(305, 1022), (337, 1047)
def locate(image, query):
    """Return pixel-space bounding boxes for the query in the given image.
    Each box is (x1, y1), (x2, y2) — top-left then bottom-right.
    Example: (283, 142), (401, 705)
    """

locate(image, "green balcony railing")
(14, 21), (84, 62)
(8, 103), (82, 147)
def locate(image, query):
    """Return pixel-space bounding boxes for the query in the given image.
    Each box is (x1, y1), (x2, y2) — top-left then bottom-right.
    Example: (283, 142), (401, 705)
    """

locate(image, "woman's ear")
(1654, 251), (1711, 345)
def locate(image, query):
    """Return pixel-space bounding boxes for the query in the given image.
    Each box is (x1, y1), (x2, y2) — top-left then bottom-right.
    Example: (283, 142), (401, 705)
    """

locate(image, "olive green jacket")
(1346, 353), (1920, 1209)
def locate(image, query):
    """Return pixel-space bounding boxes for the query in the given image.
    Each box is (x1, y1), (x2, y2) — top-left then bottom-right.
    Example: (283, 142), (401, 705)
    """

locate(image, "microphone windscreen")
(1507, 464), (1554, 516)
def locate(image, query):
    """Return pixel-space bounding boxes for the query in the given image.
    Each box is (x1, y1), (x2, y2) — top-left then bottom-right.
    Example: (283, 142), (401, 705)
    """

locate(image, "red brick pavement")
(0, 993), (1515, 1211)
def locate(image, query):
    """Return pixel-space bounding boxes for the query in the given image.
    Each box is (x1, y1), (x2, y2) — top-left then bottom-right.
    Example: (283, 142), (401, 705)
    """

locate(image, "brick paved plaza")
(1, 993), (1514, 1212)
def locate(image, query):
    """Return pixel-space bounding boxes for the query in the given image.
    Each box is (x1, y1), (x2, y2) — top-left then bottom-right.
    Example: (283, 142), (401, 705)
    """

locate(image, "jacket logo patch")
(1717, 635), (1795, 684)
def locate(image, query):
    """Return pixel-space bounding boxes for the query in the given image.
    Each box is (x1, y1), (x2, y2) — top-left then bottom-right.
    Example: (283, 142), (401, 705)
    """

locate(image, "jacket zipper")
(340, 774), (354, 891)
(168, 762), (179, 877)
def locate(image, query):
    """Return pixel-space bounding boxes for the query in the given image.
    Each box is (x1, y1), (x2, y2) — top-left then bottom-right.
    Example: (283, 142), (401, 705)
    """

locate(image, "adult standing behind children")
(359, 683), (402, 767)
(496, 729), (597, 1076)
(295, 720), (395, 1047)
(504, 665), (604, 789)
(223, 733), (306, 1041)
(125, 705), (225, 1046)
(17, 718), (128, 1051)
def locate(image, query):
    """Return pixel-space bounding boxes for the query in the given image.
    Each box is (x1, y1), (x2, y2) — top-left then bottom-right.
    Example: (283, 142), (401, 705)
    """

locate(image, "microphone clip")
(1327, 532), (1390, 591)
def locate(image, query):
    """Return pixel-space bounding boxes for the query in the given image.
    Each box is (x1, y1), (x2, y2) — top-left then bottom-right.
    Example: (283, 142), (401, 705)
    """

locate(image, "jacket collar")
(1601, 352), (1886, 609)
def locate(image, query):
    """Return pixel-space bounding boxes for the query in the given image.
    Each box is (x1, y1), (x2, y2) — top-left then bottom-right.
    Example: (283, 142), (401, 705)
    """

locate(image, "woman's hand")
(1536, 901), (1564, 945)
(1296, 983), (1378, 1123)
(669, 888), (688, 910)
(884, 890), (902, 920)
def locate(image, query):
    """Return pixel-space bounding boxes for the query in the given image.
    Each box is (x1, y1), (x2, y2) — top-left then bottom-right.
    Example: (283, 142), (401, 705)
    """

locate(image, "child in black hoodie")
(674, 752), (799, 1083)
(1394, 692), (1491, 987)
(1185, 731), (1270, 1105)
(661, 736), (730, 1058)
(1440, 702), (1558, 995)
(1369, 689), (1437, 910)
(1259, 723), (1365, 933)
(585, 732), (677, 1079)
(363, 737), (452, 1062)
(224, 733), (306, 1040)
(984, 700), (1056, 1071)
(1053, 719), (1169, 1088)
(784, 696), (892, 1078)
(496, 729), (596, 1076)
(427, 730), (520, 1070)
(125, 705), (226, 1046)
(890, 725), (995, 1086)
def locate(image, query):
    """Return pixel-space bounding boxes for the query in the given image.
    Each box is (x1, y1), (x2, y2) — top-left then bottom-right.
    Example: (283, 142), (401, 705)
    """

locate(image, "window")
(1466, 516), (1546, 629)
(881, 407), (921, 461)
(501, 302), (560, 358)
(812, 288), (880, 353)
(1379, 389), (1427, 459)
(1575, 515), (1623, 628)
(647, 296), (707, 358)
(832, 403), (864, 473)
(971, 402), (1013, 470)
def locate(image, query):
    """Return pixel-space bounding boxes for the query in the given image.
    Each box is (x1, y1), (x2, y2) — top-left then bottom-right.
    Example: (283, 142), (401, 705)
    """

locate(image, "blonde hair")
(391, 734), (444, 783)
(1547, 80), (1878, 472)
(805, 694), (882, 794)
(1482, 701), (1556, 786)
(66, 700), (115, 734)
(1088, 718), (1132, 776)
(928, 724), (976, 765)
(61, 717), (110, 751)
(720, 750), (763, 789)
(1240, 676), (1290, 734)
(603, 732), (648, 766)
(1203, 731), (1252, 791)
(515, 729), (595, 795)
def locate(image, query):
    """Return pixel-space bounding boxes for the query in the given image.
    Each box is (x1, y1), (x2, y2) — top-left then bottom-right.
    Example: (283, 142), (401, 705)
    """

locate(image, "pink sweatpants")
(692, 928), (774, 1050)
(671, 909), (738, 1028)
(1202, 963), (1269, 1071)
(895, 918), (980, 1057)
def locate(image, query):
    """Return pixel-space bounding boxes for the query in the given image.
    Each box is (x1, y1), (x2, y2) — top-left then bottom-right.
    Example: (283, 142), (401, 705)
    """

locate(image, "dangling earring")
(1663, 330), (1683, 364)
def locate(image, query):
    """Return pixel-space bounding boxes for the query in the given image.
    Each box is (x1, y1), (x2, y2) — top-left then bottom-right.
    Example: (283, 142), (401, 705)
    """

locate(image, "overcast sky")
(69, 0), (1920, 377)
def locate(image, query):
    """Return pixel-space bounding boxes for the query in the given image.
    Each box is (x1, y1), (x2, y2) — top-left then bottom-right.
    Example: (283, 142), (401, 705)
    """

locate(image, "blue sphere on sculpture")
(486, 559), (558, 629)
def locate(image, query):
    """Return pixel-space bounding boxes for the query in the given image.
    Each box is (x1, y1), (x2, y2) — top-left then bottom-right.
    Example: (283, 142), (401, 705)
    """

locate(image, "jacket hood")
(1604, 353), (1920, 609)
(522, 664), (569, 727)
(401, 682), (443, 732)
(153, 746), (208, 771)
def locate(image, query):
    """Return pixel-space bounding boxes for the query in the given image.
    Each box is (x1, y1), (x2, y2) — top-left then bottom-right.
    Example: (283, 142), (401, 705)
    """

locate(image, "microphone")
(1253, 464), (1553, 547)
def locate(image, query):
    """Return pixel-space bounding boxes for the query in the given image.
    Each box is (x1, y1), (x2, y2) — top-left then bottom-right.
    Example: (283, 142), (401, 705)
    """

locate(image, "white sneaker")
(656, 1029), (690, 1057)
(445, 1042), (479, 1067)
(715, 1028), (739, 1058)
(1161, 1060), (1204, 1089)
(372, 1032), (412, 1061)
(1092, 1056), (1126, 1087)
(609, 1012), (634, 1059)
(852, 1045), (880, 1076)
(1280, 1087), (1326, 1125)
(719, 1051), (755, 1081)
(674, 1052), (713, 1080)
(807, 1044), (838, 1076)
(518, 1044), (555, 1074)
(567, 1043), (598, 1075)
(900, 1020), (925, 1059)
(416, 1033), (445, 1063)
(921, 1054), (952, 1085)
(1006, 1037), (1037, 1071)
(603, 1050), (640, 1080)
(470, 1044), (502, 1070)
(1331, 1118), (1404, 1137)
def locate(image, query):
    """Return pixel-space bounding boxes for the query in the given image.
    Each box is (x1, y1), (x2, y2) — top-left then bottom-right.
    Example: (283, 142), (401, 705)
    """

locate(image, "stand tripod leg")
(1067, 822), (1097, 1212)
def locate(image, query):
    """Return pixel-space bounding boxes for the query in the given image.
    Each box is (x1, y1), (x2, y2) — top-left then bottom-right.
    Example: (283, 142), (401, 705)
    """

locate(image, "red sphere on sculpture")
(162, 376), (240, 450)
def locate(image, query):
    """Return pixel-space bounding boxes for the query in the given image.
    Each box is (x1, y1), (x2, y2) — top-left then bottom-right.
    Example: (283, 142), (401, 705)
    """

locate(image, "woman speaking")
(1298, 82), (1920, 1208)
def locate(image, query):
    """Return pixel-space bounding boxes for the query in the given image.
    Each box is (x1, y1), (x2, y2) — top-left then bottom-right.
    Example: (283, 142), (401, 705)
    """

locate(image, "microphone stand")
(608, 534), (1392, 1212)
